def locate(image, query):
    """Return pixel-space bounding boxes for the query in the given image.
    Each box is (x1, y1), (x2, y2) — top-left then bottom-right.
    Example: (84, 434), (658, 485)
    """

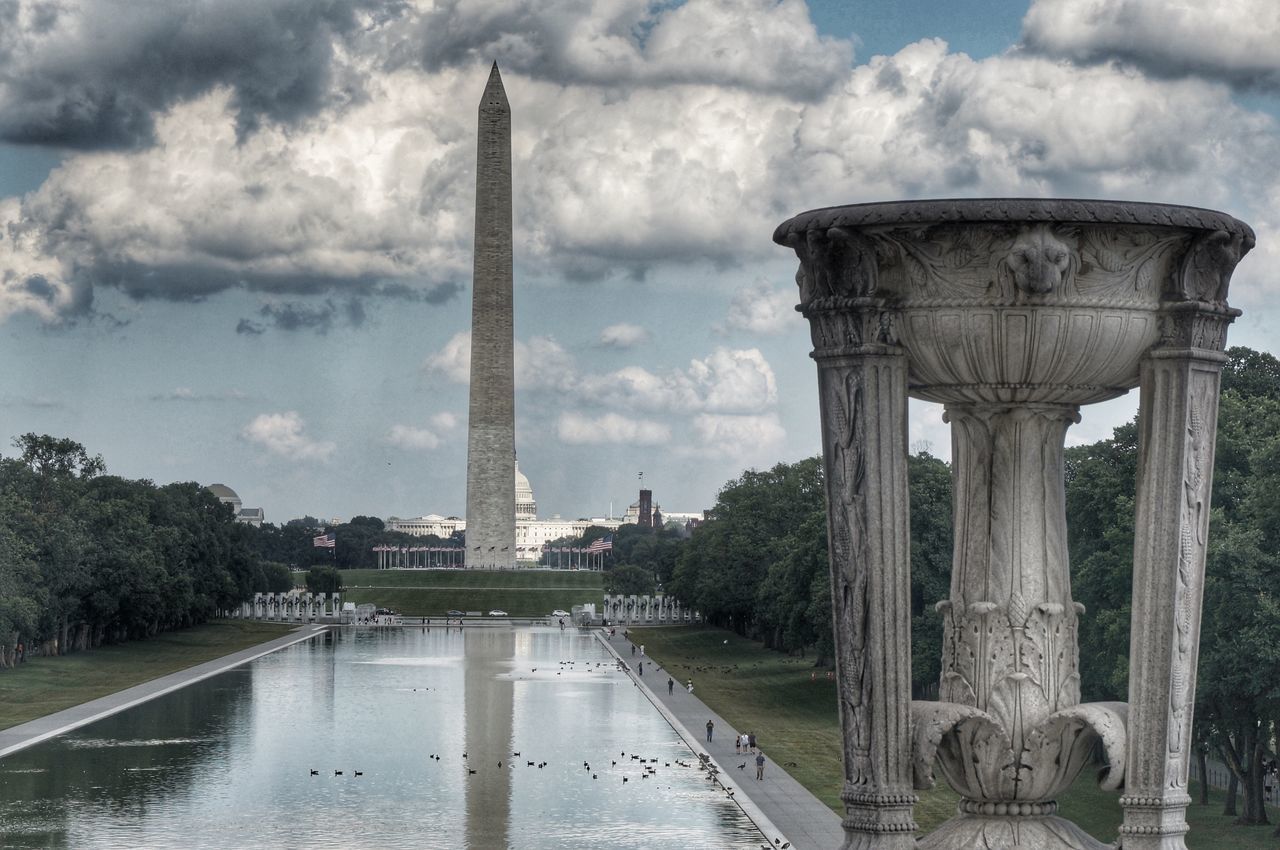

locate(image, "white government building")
(386, 462), (624, 563)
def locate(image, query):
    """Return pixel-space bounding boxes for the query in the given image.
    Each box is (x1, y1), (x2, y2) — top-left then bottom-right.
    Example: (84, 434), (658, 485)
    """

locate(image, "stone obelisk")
(464, 63), (516, 569)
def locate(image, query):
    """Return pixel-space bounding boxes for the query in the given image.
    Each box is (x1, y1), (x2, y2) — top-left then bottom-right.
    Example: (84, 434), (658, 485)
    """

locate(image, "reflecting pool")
(0, 627), (765, 849)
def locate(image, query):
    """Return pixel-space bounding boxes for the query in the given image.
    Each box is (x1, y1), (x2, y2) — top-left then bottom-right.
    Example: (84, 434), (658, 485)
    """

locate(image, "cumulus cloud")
(516, 335), (577, 390)
(423, 331), (576, 389)
(557, 412), (671, 445)
(405, 0), (852, 99)
(241, 411), (335, 461)
(1021, 0), (1280, 89)
(0, 0), (384, 148)
(724, 280), (798, 334)
(3, 0), (1279, 325)
(690, 412), (785, 456)
(386, 423), (442, 451)
(597, 322), (650, 349)
(424, 331), (472, 382)
(430, 412), (458, 431)
(573, 347), (777, 413)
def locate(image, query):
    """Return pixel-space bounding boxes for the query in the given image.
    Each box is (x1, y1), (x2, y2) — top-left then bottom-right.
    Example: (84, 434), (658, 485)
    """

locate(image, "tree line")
(0, 435), (267, 668)
(660, 346), (1278, 828)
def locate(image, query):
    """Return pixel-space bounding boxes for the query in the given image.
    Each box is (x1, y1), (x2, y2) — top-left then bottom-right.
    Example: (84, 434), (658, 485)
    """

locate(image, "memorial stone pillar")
(784, 226), (917, 848)
(1121, 236), (1248, 849)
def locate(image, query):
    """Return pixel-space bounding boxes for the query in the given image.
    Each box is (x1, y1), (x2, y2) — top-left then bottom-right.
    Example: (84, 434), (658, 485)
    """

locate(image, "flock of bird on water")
(301, 651), (793, 848)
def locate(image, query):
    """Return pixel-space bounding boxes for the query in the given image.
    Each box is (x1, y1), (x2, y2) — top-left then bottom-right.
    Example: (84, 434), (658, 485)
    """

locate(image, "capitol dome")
(206, 483), (242, 511)
(515, 461), (536, 519)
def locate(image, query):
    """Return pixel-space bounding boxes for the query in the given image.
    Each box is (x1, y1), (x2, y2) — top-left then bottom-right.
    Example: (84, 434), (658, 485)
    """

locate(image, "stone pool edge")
(0, 625), (329, 759)
(593, 630), (793, 849)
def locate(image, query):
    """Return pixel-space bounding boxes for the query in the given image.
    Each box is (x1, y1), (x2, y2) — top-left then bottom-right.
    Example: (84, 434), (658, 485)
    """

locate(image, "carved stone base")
(919, 814), (1111, 850)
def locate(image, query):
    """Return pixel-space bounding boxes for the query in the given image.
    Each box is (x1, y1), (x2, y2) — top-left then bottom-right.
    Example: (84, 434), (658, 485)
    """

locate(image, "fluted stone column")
(790, 228), (918, 849)
(1121, 235), (1249, 849)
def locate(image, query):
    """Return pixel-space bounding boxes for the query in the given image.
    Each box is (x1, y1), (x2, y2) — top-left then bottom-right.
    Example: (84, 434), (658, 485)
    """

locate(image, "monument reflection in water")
(0, 628), (764, 849)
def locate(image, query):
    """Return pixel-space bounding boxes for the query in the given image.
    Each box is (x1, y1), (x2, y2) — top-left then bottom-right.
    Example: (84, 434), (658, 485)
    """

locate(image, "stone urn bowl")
(774, 199), (1253, 850)
(774, 199), (1251, 406)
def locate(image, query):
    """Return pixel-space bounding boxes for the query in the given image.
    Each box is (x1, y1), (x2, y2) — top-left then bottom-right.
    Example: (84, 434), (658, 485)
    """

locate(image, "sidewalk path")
(598, 630), (846, 850)
(0, 625), (328, 759)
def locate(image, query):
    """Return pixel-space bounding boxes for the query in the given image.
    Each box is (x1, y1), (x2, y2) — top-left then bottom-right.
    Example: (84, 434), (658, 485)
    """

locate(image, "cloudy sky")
(1, 0), (1277, 524)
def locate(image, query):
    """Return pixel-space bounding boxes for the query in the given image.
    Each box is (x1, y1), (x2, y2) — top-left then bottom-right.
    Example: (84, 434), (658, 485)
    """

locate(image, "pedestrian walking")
(739, 732), (748, 753)
(687, 679), (693, 694)
(706, 720), (714, 742)
(755, 751), (766, 780)
(638, 661), (643, 676)
(631, 644), (636, 656)
(748, 732), (756, 752)
(735, 734), (741, 754)
(640, 644), (645, 656)
(668, 677), (674, 695)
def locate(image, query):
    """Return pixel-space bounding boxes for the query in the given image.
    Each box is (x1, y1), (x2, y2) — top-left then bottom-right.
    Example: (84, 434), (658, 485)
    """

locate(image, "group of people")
(618, 636), (767, 781)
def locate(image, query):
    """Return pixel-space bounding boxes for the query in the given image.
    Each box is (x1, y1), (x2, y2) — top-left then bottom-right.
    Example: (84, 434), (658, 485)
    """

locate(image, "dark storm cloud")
(398, 0), (851, 101)
(239, 298), (367, 334)
(0, 0), (403, 149)
(1021, 0), (1280, 90)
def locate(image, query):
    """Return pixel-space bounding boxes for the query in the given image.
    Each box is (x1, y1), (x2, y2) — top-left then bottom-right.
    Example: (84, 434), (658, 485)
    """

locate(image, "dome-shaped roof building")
(206, 483), (242, 512)
(515, 461), (536, 520)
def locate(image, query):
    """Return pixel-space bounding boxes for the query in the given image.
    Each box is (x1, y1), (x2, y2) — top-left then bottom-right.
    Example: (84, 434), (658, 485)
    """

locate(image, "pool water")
(0, 627), (765, 849)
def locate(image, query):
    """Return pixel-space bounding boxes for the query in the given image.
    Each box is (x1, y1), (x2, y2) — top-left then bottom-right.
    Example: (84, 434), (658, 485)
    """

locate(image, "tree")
(906, 451), (953, 698)
(1060, 348), (1280, 826)
(305, 566), (343, 595)
(672, 457), (825, 634)
(260, 562), (295, 592)
(603, 564), (655, 596)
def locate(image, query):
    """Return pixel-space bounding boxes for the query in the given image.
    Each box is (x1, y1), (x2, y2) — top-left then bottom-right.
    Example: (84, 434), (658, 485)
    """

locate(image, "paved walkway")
(0, 625), (328, 759)
(598, 630), (846, 850)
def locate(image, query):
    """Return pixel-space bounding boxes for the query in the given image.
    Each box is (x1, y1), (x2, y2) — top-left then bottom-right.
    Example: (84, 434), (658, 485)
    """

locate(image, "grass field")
(0, 619), (293, 731)
(308, 568), (604, 617)
(633, 625), (1279, 849)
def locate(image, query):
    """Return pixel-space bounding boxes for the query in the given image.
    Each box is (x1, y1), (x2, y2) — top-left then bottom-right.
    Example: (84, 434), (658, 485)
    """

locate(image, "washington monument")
(464, 63), (516, 569)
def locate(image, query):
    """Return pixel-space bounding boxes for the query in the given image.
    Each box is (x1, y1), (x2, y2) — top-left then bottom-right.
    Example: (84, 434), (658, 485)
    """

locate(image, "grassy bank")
(0, 620), (292, 732)
(313, 568), (604, 617)
(633, 625), (1278, 849)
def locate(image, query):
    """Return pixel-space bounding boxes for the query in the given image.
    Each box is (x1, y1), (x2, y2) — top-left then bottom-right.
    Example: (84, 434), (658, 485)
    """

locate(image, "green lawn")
(0, 620), (293, 731)
(314, 568), (604, 617)
(633, 625), (1279, 849)
(323, 568), (604, 589)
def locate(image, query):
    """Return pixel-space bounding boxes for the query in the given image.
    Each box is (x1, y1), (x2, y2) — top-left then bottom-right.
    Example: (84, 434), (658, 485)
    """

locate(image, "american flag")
(587, 535), (613, 553)
(313, 533), (336, 548)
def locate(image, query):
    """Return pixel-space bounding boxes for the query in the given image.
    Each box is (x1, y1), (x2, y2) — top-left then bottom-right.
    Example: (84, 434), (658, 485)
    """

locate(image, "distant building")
(237, 507), (265, 527)
(388, 464), (621, 563)
(205, 484), (265, 526)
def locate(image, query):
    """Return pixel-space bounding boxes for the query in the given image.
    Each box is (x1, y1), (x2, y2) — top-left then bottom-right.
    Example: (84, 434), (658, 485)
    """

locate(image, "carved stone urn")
(773, 200), (1253, 850)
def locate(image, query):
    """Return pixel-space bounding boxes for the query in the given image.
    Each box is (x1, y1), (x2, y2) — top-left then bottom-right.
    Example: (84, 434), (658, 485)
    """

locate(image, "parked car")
(488, 609), (508, 617)
(446, 609), (464, 617)
(551, 609), (571, 618)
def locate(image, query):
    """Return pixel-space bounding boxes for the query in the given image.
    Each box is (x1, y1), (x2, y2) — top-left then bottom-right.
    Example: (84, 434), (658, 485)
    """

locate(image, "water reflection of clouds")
(63, 737), (218, 749)
(351, 656), (463, 666)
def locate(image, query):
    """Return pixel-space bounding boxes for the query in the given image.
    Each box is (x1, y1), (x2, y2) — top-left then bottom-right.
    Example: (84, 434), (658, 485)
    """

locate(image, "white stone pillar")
(789, 227), (917, 848)
(1122, 287), (1243, 848)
